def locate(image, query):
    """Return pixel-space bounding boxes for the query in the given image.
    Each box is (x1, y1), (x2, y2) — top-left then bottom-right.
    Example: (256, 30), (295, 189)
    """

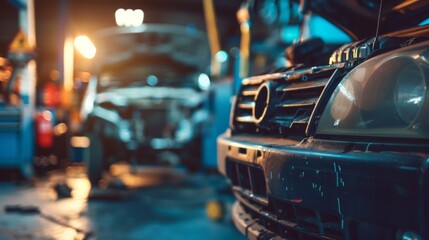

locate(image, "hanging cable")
(373, 0), (384, 50)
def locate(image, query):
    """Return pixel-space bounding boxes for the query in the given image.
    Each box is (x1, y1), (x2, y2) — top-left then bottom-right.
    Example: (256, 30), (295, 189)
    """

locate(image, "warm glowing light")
(71, 136), (90, 148)
(74, 36), (96, 59)
(64, 37), (74, 92)
(115, 8), (144, 27)
(115, 8), (126, 26)
(68, 178), (91, 200)
(54, 123), (68, 136)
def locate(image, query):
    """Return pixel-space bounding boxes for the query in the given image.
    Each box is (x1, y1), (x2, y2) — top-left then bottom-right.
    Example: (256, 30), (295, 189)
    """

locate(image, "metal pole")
(202, 0), (221, 77)
(18, 0), (36, 177)
(237, 2), (251, 79)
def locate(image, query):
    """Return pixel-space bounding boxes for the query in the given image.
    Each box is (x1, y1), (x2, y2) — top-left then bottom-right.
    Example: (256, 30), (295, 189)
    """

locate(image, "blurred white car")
(80, 24), (211, 184)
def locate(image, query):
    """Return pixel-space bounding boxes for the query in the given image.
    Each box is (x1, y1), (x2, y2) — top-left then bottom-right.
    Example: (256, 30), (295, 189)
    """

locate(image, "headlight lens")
(317, 42), (429, 139)
(394, 60), (426, 124)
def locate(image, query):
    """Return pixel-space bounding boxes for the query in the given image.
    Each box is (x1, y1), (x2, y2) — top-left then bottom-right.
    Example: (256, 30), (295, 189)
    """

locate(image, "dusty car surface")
(218, 0), (429, 239)
(81, 24), (210, 184)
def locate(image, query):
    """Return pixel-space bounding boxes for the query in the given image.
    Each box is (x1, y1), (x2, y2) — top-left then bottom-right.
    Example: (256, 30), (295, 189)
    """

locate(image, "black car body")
(218, 1), (429, 239)
(81, 24), (211, 184)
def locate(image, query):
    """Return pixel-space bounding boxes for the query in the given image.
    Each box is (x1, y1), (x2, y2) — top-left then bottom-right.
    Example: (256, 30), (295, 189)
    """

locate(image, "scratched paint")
(340, 178), (345, 187)
(311, 181), (324, 197)
(337, 197), (342, 215)
(336, 172), (339, 187)
(334, 162), (345, 188)
(334, 162), (346, 219)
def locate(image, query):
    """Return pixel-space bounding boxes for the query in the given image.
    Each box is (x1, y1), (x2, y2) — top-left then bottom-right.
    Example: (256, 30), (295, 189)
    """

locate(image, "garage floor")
(0, 164), (245, 240)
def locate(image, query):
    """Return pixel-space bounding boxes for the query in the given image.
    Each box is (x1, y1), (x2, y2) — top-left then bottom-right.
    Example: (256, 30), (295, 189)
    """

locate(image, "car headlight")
(394, 59), (426, 124)
(316, 41), (429, 139)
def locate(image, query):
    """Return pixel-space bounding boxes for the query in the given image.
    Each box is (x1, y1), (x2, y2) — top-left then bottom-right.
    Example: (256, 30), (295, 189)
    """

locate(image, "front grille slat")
(242, 86), (259, 96)
(238, 101), (254, 109)
(236, 115), (254, 123)
(277, 78), (329, 93)
(276, 97), (318, 108)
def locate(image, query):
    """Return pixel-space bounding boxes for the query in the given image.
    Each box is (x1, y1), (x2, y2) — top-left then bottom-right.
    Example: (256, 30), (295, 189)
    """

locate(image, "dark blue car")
(218, 1), (429, 239)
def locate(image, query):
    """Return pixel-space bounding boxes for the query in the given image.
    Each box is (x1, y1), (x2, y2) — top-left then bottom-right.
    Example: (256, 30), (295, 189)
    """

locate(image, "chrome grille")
(233, 65), (341, 137)
(234, 85), (258, 124)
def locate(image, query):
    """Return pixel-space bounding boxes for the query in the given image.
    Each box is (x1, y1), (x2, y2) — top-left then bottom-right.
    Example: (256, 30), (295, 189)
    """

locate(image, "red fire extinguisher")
(43, 81), (61, 108)
(36, 110), (54, 148)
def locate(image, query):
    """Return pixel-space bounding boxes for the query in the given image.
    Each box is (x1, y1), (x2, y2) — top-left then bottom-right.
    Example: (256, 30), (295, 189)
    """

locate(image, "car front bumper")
(217, 132), (429, 239)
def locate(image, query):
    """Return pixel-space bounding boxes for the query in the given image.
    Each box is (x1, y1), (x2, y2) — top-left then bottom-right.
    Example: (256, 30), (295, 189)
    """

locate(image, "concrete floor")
(0, 164), (245, 240)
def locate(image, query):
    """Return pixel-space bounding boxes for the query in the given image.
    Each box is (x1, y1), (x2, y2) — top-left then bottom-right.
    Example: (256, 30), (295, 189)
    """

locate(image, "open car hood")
(301, 0), (429, 40)
(92, 24), (210, 72)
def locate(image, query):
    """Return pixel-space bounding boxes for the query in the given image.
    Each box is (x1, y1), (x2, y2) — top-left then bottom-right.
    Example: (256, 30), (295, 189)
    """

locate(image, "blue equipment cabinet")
(202, 79), (233, 169)
(0, 48), (36, 178)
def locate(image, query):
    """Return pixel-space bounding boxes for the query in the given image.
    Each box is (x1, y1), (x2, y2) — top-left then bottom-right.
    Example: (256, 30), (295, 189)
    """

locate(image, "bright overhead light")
(115, 8), (126, 26)
(131, 9), (144, 27)
(115, 8), (144, 27)
(74, 35), (96, 59)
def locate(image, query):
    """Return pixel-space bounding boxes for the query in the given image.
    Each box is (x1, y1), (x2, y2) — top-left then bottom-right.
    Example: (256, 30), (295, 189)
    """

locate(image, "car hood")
(300, 0), (429, 39)
(95, 87), (205, 108)
(92, 24), (210, 72)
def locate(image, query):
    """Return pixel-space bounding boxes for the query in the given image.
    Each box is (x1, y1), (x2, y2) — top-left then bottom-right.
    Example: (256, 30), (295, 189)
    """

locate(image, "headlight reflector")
(394, 59), (426, 124)
(316, 42), (429, 139)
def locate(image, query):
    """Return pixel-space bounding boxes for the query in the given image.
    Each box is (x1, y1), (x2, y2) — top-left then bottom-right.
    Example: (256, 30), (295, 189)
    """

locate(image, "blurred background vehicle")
(0, 0), (242, 177)
(79, 24), (213, 184)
